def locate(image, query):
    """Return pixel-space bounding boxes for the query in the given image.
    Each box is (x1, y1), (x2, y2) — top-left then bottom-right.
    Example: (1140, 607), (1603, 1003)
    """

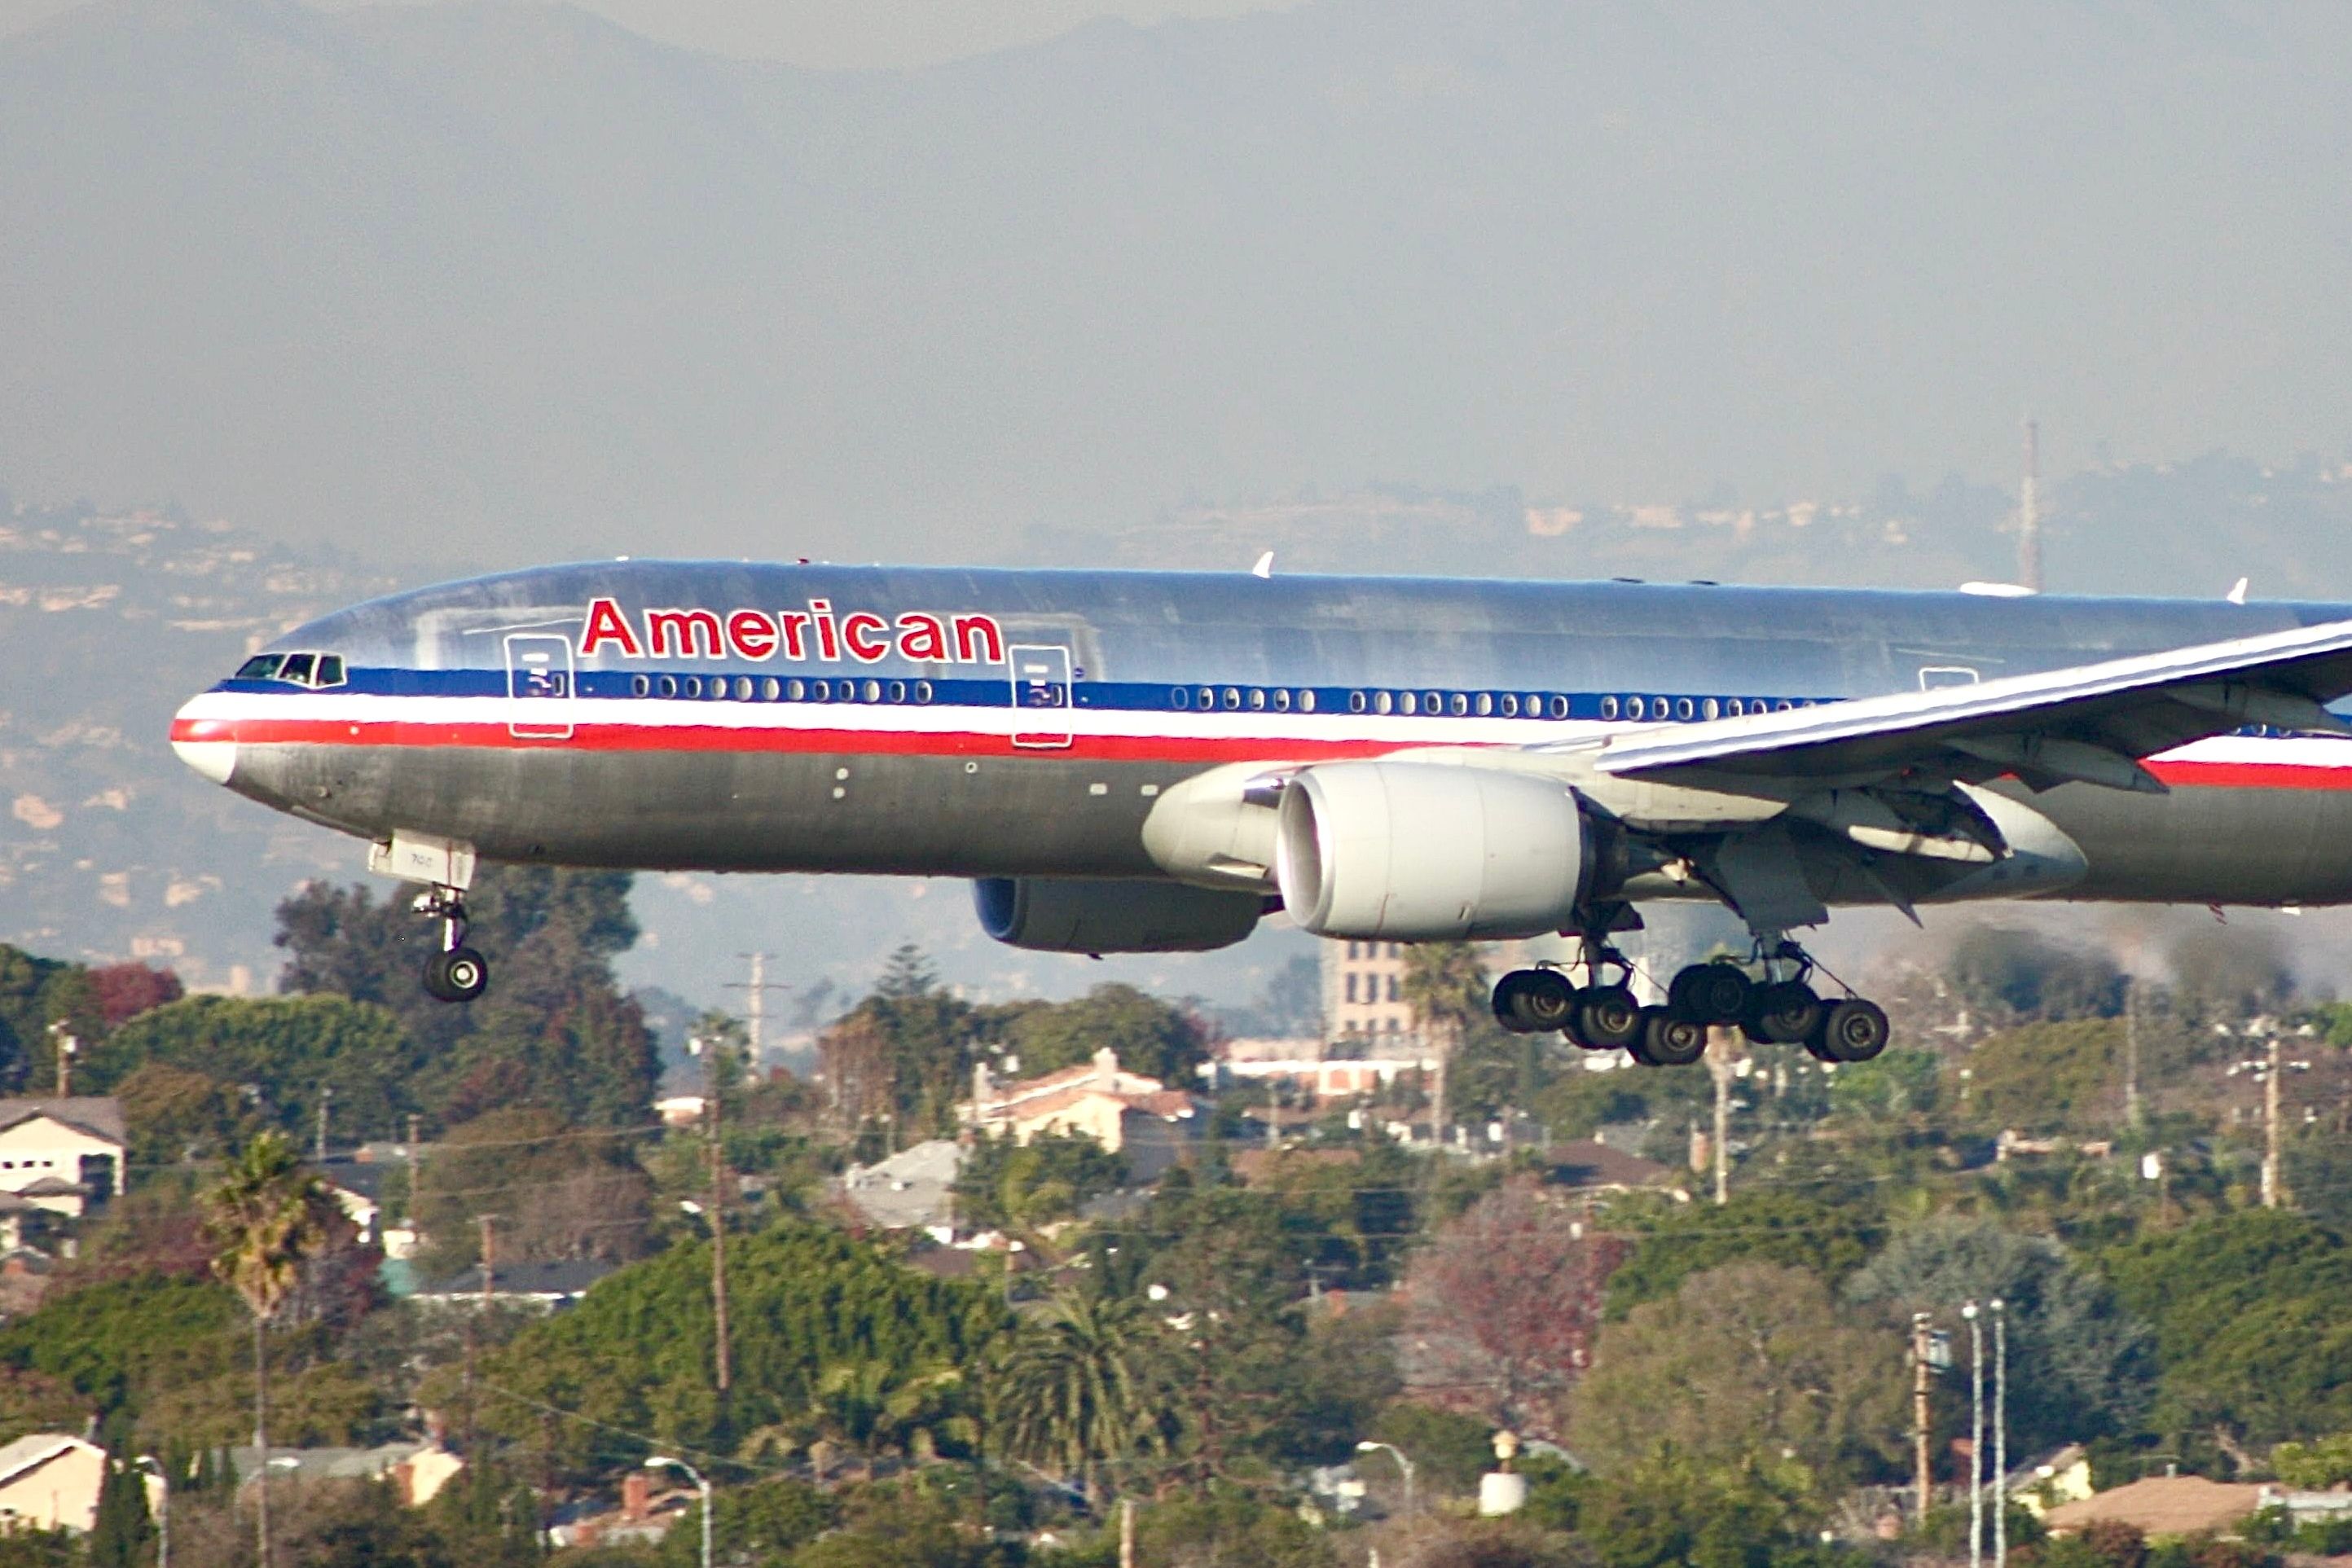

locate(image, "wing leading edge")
(1582, 616), (2352, 796)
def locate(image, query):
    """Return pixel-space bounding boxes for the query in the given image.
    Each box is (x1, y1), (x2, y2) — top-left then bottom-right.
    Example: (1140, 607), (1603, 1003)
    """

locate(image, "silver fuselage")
(170, 564), (2352, 908)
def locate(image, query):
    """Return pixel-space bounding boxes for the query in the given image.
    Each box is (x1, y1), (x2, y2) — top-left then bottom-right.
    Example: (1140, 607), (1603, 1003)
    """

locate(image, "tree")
(1957, 1020), (2130, 1136)
(1402, 942), (1488, 1141)
(411, 1107), (654, 1277)
(997, 984), (1213, 1087)
(1848, 1218), (2153, 1454)
(86, 1450), (155, 1568)
(1602, 1192), (1882, 1318)
(1400, 1181), (1623, 1439)
(1571, 1262), (1906, 1487)
(203, 1131), (341, 1568)
(992, 1289), (1171, 1502)
(1945, 925), (2126, 1026)
(1577, 1449), (1842, 1568)
(91, 993), (424, 1144)
(953, 1131), (1127, 1236)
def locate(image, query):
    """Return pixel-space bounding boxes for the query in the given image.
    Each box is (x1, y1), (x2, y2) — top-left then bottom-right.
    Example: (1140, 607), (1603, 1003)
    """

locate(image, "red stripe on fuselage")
(169, 716), (2352, 785)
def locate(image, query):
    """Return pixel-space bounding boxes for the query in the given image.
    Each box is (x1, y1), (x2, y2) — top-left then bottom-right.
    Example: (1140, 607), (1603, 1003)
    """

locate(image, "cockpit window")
(277, 653), (316, 685)
(237, 650), (345, 687)
(236, 655), (283, 680)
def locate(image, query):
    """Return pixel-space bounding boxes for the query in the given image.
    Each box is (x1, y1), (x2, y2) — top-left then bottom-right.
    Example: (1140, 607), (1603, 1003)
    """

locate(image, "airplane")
(169, 562), (2352, 1069)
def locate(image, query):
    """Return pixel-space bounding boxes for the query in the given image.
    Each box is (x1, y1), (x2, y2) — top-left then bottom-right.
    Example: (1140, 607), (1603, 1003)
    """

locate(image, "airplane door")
(504, 633), (576, 740)
(1009, 644), (1074, 749)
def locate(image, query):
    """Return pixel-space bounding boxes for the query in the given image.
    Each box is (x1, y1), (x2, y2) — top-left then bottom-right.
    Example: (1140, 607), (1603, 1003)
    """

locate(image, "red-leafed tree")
(87, 962), (182, 1029)
(1400, 1179), (1625, 1438)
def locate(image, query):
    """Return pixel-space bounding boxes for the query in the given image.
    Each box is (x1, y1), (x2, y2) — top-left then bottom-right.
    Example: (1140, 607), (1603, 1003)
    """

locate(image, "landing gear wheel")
(1743, 981), (1826, 1046)
(1668, 962), (1753, 1026)
(1811, 998), (1889, 1063)
(423, 947), (490, 1004)
(1576, 984), (1643, 1052)
(1635, 1006), (1708, 1067)
(1493, 969), (1579, 1034)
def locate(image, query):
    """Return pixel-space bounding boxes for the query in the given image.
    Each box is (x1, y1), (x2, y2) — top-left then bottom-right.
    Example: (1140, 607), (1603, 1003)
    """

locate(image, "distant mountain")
(3, 0), (2350, 568)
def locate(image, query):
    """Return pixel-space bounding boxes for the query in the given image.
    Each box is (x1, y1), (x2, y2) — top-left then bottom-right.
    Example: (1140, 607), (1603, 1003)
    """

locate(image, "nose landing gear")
(414, 885), (490, 1003)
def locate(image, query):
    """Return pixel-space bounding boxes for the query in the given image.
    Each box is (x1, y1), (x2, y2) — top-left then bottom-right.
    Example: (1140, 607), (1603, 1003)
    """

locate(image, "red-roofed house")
(964, 1048), (1202, 1179)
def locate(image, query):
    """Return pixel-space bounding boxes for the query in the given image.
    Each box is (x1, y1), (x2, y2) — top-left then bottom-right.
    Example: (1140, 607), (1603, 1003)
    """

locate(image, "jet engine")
(974, 876), (1264, 954)
(1275, 761), (1601, 940)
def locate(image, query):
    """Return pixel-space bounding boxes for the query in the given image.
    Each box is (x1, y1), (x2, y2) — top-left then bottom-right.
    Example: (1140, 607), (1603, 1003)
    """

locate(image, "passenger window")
(914, 680), (933, 703)
(1423, 691), (1441, 714)
(1172, 687), (1192, 710)
(659, 675), (679, 698)
(1349, 691), (1368, 714)
(761, 677), (780, 700)
(734, 676), (754, 700)
(278, 653), (316, 685)
(632, 674), (651, 696)
(1199, 687), (1216, 710)
(889, 680), (907, 703)
(863, 679), (881, 702)
(811, 679), (830, 700)
(1475, 692), (1493, 716)
(235, 655), (283, 680)
(1506, 694), (1524, 718)
(1273, 688), (1291, 712)
(1677, 698), (1695, 721)
(1299, 690), (1317, 713)
(1777, 700), (1794, 711)
(1400, 692), (1418, 715)
(1249, 688), (1266, 710)
(1222, 687), (1242, 710)
(787, 679), (806, 701)
(1550, 696), (1570, 718)
(1374, 692), (1393, 714)
(1449, 693), (1469, 716)
(1626, 696), (1645, 719)
(1703, 698), (1719, 720)
(1725, 697), (1743, 716)
(1598, 696), (1616, 719)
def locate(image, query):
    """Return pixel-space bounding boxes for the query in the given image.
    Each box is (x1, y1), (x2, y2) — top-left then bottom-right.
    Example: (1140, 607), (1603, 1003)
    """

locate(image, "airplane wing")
(1585, 616), (2352, 796)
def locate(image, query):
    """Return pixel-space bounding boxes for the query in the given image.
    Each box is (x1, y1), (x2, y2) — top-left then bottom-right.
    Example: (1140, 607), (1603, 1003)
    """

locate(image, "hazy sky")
(0, 0), (1287, 67)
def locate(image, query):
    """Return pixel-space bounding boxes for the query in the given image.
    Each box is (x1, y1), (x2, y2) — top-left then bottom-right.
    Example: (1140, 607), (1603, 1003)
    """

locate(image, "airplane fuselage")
(172, 563), (2352, 911)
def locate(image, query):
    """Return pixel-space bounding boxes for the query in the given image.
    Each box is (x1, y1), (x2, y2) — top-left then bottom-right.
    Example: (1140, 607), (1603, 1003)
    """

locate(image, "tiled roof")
(2043, 1476), (2264, 1538)
(1546, 1140), (1674, 1190)
(0, 1098), (125, 1145)
(0, 1434), (95, 1488)
(415, 1259), (617, 1299)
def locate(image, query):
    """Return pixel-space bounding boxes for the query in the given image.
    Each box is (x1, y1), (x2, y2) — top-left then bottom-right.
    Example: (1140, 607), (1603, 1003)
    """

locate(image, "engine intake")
(1275, 762), (1597, 940)
(974, 876), (1264, 954)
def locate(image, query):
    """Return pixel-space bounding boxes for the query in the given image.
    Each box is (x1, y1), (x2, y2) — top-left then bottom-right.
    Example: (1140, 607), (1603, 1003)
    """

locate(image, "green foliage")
(2102, 1209), (2352, 1445)
(86, 1452), (155, 1568)
(992, 1289), (1172, 1499)
(91, 992), (423, 1142)
(784, 1474), (1018, 1568)
(1827, 1048), (1940, 1120)
(655, 1477), (834, 1566)
(996, 983), (1212, 1087)
(1536, 1067), (1651, 1141)
(0, 1274), (242, 1422)
(1603, 1192), (1881, 1318)
(1961, 1019), (2130, 1135)
(458, 1223), (1008, 1476)
(1849, 1218), (2152, 1454)
(412, 1106), (655, 1276)
(2272, 1430), (2352, 1488)
(1578, 1451), (1838, 1568)
(0, 941), (89, 1091)
(1572, 1263), (1906, 1487)
(1123, 1487), (1337, 1568)
(954, 1131), (1127, 1233)
(1366, 1401), (1497, 1493)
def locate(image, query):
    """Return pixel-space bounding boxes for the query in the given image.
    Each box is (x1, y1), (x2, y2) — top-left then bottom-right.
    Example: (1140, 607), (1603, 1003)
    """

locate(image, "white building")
(0, 1099), (125, 1216)
(0, 1434), (143, 1534)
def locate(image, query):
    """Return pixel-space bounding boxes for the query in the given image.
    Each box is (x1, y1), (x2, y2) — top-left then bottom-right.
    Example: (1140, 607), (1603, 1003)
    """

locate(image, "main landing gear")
(415, 885), (490, 1004)
(1493, 939), (1888, 1069)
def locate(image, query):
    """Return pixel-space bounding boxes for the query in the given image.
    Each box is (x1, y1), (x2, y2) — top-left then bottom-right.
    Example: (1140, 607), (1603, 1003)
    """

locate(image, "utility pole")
(1706, 1026), (1736, 1205)
(46, 1023), (76, 1097)
(478, 1214), (498, 1309)
(1119, 1496), (1136, 1568)
(1965, 1302), (1984, 1568)
(692, 1034), (734, 1395)
(1993, 1298), (2008, 1568)
(2018, 417), (2042, 593)
(2263, 1029), (2284, 1210)
(314, 1086), (333, 1164)
(725, 952), (788, 1070)
(1911, 1312), (1935, 1526)
(2123, 977), (2142, 1131)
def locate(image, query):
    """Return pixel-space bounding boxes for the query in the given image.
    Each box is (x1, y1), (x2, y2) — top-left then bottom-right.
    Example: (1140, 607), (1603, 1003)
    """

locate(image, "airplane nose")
(169, 697), (238, 785)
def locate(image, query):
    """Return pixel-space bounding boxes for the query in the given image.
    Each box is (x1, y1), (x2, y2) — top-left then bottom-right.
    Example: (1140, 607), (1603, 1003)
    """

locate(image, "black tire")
(1577, 984), (1643, 1051)
(1814, 998), (1890, 1063)
(1638, 1006), (1708, 1067)
(1669, 962), (1752, 1026)
(1511, 970), (1579, 1034)
(424, 947), (490, 1004)
(1491, 970), (1541, 1034)
(1746, 981), (1825, 1046)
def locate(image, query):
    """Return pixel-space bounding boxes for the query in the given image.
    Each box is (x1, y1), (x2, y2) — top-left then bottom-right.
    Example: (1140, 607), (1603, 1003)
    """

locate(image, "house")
(964, 1048), (1202, 1180)
(2042, 1475), (2265, 1539)
(412, 1258), (617, 1311)
(0, 1434), (121, 1534)
(0, 1099), (125, 1216)
(836, 1139), (964, 1232)
(230, 1442), (463, 1505)
(2008, 1444), (2095, 1517)
(1545, 1140), (1677, 1196)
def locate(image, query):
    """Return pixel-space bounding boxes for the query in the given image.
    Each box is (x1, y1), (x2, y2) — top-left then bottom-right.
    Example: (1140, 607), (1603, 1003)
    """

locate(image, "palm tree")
(203, 1131), (336, 1568)
(1401, 940), (1488, 1145)
(991, 1290), (1167, 1506)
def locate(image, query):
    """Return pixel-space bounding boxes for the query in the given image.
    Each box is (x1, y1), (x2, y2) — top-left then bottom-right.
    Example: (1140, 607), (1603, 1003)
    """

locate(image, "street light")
(1963, 1302), (1983, 1568)
(1991, 1298), (2008, 1568)
(133, 1455), (168, 1568)
(647, 1456), (712, 1568)
(1356, 1440), (1417, 1517)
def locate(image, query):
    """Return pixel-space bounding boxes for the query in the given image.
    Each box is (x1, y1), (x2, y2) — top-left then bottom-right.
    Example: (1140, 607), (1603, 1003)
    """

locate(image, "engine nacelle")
(1275, 761), (1596, 940)
(974, 876), (1264, 954)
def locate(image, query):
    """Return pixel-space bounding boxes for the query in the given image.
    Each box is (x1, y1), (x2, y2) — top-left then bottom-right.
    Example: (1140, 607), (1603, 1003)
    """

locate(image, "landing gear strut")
(415, 885), (490, 1003)
(1488, 933), (1890, 1067)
